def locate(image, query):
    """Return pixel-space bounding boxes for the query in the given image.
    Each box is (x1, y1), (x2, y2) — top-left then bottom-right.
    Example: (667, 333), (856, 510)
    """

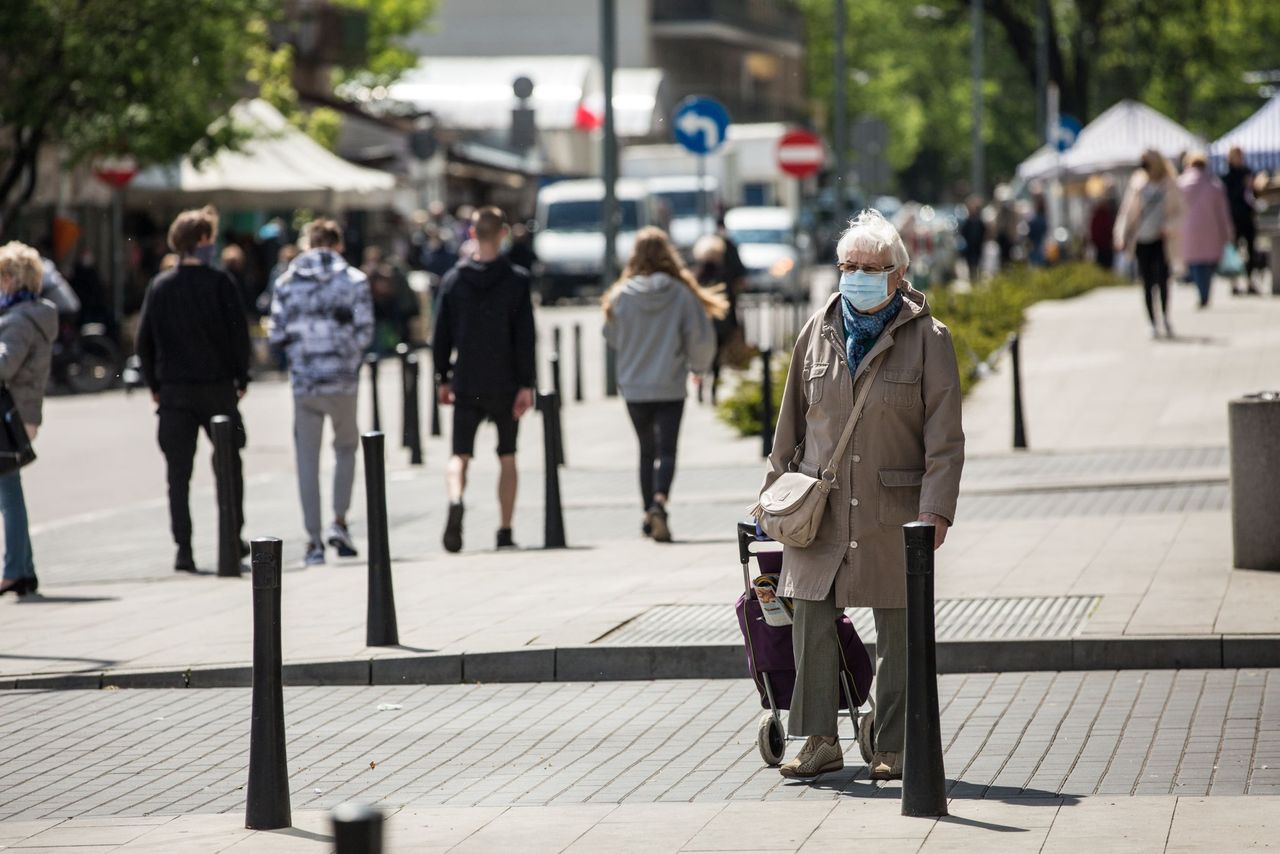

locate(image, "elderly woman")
(761, 209), (964, 780)
(0, 242), (57, 596)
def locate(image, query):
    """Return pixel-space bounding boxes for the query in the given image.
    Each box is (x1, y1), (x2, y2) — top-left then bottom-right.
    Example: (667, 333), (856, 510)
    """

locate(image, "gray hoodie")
(604, 272), (716, 402)
(0, 298), (58, 428)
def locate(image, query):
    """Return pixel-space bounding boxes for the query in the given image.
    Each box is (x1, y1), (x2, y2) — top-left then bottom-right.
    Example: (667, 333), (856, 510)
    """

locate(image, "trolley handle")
(737, 520), (758, 565)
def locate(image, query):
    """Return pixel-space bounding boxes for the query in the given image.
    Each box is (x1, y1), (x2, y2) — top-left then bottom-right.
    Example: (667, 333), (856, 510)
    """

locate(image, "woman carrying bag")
(0, 242), (57, 596)
(604, 227), (725, 542)
(755, 210), (964, 781)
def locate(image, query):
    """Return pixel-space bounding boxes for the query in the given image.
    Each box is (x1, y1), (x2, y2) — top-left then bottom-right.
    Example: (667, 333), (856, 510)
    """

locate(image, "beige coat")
(761, 288), (964, 608)
(1115, 169), (1186, 276)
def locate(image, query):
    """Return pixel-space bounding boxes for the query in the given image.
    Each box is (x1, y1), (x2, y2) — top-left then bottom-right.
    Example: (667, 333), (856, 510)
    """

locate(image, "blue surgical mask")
(839, 270), (891, 312)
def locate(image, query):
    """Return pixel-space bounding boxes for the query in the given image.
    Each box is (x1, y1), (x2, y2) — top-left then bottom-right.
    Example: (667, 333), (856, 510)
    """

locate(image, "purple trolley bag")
(735, 521), (874, 766)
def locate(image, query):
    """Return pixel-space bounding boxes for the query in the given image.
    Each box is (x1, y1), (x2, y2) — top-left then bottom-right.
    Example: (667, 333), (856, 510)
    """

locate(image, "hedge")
(716, 263), (1126, 436)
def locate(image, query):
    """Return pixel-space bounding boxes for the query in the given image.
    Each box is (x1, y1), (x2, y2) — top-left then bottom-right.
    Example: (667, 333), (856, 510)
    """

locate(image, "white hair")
(835, 208), (909, 269)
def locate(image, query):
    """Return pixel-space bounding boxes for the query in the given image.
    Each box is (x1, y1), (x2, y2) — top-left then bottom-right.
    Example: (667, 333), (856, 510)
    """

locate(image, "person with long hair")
(1115, 149), (1185, 337)
(604, 227), (725, 541)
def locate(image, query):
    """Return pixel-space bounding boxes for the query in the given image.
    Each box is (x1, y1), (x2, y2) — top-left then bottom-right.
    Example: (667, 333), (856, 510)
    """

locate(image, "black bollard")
(361, 432), (399, 647)
(547, 355), (566, 468)
(365, 353), (381, 433)
(332, 802), (384, 854)
(537, 392), (567, 549)
(210, 415), (242, 578)
(246, 538), (290, 830)
(901, 521), (948, 818)
(760, 348), (774, 458)
(573, 323), (584, 403)
(394, 343), (409, 450)
(404, 353), (423, 466)
(429, 363), (442, 437)
(1011, 333), (1028, 450)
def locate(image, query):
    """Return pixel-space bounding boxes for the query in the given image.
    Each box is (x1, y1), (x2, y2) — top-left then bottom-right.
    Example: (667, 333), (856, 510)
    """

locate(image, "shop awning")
(1211, 95), (1280, 172)
(130, 99), (397, 209)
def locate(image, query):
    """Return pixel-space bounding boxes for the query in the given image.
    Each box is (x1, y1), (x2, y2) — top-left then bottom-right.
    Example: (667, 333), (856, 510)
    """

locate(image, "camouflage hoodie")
(268, 249), (374, 396)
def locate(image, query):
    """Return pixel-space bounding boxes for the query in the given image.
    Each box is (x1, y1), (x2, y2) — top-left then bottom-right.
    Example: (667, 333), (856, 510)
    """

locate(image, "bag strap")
(820, 354), (884, 481)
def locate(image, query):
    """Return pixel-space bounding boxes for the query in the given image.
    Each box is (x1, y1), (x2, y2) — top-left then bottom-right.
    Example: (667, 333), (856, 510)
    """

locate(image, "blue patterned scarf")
(841, 289), (904, 375)
(0, 289), (37, 311)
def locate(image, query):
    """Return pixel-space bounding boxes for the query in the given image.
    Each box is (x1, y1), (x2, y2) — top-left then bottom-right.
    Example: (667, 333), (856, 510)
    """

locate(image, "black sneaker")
(496, 528), (517, 550)
(175, 547), (197, 573)
(443, 502), (464, 553)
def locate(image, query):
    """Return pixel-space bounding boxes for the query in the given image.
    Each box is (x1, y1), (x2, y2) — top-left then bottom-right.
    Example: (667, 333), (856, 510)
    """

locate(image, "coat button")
(850, 498), (859, 507)
(852, 454), (862, 463)
(849, 540), (859, 549)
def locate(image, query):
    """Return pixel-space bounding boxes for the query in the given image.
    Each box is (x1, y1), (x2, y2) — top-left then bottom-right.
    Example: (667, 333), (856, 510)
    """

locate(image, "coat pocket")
(882, 368), (922, 409)
(878, 468), (924, 526)
(804, 361), (829, 405)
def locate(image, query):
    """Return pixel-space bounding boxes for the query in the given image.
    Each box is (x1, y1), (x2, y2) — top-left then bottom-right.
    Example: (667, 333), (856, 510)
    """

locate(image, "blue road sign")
(673, 96), (731, 156)
(1055, 114), (1083, 152)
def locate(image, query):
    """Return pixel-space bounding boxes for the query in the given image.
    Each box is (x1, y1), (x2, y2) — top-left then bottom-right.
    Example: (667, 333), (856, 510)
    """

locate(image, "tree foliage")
(801, 0), (1280, 200)
(0, 0), (272, 226)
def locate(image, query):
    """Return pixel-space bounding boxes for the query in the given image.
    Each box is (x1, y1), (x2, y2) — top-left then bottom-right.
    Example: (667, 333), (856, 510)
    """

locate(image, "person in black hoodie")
(136, 207), (251, 572)
(433, 206), (536, 553)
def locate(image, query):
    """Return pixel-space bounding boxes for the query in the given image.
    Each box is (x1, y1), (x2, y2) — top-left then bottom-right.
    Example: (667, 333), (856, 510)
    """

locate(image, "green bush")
(716, 263), (1125, 435)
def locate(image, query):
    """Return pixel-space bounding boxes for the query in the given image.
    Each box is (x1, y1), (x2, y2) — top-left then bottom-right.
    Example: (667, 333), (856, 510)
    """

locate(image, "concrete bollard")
(1229, 392), (1280, 570)
(361, 433), (399, 646)
(573, 323), (584, 403)
(246, 538), (290, 830)
(760, 348), (774, 458)
(1010, 333), (1027, 450)
(536, 392), (567, 549)
(332, 802), (384, 854)
(365, 353), (381, 433)
(901, 521), (948, 818)
(210, 415), (242, 578)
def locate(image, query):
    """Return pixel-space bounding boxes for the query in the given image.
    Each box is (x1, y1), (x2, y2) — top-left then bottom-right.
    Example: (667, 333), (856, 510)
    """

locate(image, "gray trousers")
(293, 394), (359, 545)
(789, 590), (906, 753)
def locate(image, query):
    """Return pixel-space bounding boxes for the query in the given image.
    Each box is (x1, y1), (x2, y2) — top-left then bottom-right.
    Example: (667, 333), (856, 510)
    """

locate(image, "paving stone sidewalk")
(1, 672), (1278, 851)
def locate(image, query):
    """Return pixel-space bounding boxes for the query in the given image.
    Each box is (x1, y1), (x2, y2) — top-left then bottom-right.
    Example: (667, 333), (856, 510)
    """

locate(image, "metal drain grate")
(959, 482), (1227, 520)
(595, 595), (1101, 646)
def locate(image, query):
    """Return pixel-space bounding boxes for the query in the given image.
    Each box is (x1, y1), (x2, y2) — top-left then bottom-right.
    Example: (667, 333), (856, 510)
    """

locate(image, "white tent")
(130, 99), (397, 209)
(1211, 95), (1280, 172)
(1017, 100), (1204, 181)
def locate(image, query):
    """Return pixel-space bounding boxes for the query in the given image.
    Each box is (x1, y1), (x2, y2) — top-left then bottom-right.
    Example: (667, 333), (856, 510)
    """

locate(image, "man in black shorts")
(433, 206), (536, 552)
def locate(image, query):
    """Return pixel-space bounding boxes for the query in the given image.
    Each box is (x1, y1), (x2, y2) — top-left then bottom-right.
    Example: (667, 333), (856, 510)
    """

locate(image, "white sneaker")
(326, 523), (358, 558)
(304, 542), (326, 566)
(779, 735), (843, 779)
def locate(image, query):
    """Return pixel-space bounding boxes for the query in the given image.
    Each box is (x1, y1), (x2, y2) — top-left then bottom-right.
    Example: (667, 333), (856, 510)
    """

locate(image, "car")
(723, 206), (805, 300)
(533, 178), (653, 302)
(645, 175), (720, 255)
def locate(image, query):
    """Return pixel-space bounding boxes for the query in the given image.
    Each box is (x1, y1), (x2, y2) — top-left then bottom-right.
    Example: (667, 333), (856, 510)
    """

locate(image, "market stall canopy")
(1017, 100), (1204, 182)
(130, 99), (397, 209)
(385, 56), (666, 139)
(1211, 95), (1280, 172)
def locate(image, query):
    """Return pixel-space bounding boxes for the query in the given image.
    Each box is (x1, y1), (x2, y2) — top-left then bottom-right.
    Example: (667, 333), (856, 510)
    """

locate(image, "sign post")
(673, 96), (731, 238)
(93, 156), (138, 329)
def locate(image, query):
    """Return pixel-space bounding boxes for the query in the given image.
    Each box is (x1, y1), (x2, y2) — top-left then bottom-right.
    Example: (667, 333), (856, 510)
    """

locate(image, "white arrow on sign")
(677, 110), (722, 151)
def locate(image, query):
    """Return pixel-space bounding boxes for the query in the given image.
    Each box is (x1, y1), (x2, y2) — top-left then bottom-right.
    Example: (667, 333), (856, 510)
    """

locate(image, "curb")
(4, 634), (1279, 691)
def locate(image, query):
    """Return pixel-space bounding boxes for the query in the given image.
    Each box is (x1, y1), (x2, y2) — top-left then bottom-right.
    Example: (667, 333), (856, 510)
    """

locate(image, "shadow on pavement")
(264, 828), (333, 844)
(13, 594), (118, 604)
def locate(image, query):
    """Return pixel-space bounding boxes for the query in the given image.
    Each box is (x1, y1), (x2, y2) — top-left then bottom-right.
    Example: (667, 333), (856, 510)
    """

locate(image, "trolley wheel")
(857, 710), (875, 765)
(758, 712), (786, 766)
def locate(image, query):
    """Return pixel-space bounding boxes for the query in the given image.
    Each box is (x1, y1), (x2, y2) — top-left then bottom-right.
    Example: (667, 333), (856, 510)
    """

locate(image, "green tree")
(0, 0), (272, 228)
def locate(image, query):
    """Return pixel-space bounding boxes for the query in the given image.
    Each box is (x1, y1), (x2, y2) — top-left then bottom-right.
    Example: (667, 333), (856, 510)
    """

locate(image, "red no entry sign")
(777, 129), (824, 179)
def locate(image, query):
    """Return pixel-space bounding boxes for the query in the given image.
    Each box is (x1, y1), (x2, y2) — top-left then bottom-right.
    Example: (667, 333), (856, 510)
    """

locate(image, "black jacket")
(136, 264), (251, 392)
(432, 256), (536, 397)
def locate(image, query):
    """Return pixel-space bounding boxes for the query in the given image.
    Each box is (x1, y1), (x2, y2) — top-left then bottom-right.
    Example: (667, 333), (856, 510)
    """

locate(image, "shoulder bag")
(0, 386), (36, 476)
(750, 356), (883, 548)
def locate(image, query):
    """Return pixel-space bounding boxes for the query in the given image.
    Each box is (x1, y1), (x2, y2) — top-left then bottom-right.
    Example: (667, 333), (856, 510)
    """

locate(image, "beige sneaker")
(869, 751), (902, 780)
(779, 735), (844, 779)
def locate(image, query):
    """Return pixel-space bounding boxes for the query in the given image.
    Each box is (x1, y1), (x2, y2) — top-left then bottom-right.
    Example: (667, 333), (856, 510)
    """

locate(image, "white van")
(533, 178), (651, 302)
(723, 206), (806, 299)
(645, 175), (719, 253)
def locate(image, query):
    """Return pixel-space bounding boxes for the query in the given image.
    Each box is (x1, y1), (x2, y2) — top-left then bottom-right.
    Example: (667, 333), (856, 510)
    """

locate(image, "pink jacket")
(1178, 168), (1234, 266)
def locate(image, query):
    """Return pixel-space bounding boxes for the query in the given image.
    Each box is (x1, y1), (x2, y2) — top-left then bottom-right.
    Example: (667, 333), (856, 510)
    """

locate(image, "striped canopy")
(1017, 100), (1203, 181)
(1211, 95), (1280, 173)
